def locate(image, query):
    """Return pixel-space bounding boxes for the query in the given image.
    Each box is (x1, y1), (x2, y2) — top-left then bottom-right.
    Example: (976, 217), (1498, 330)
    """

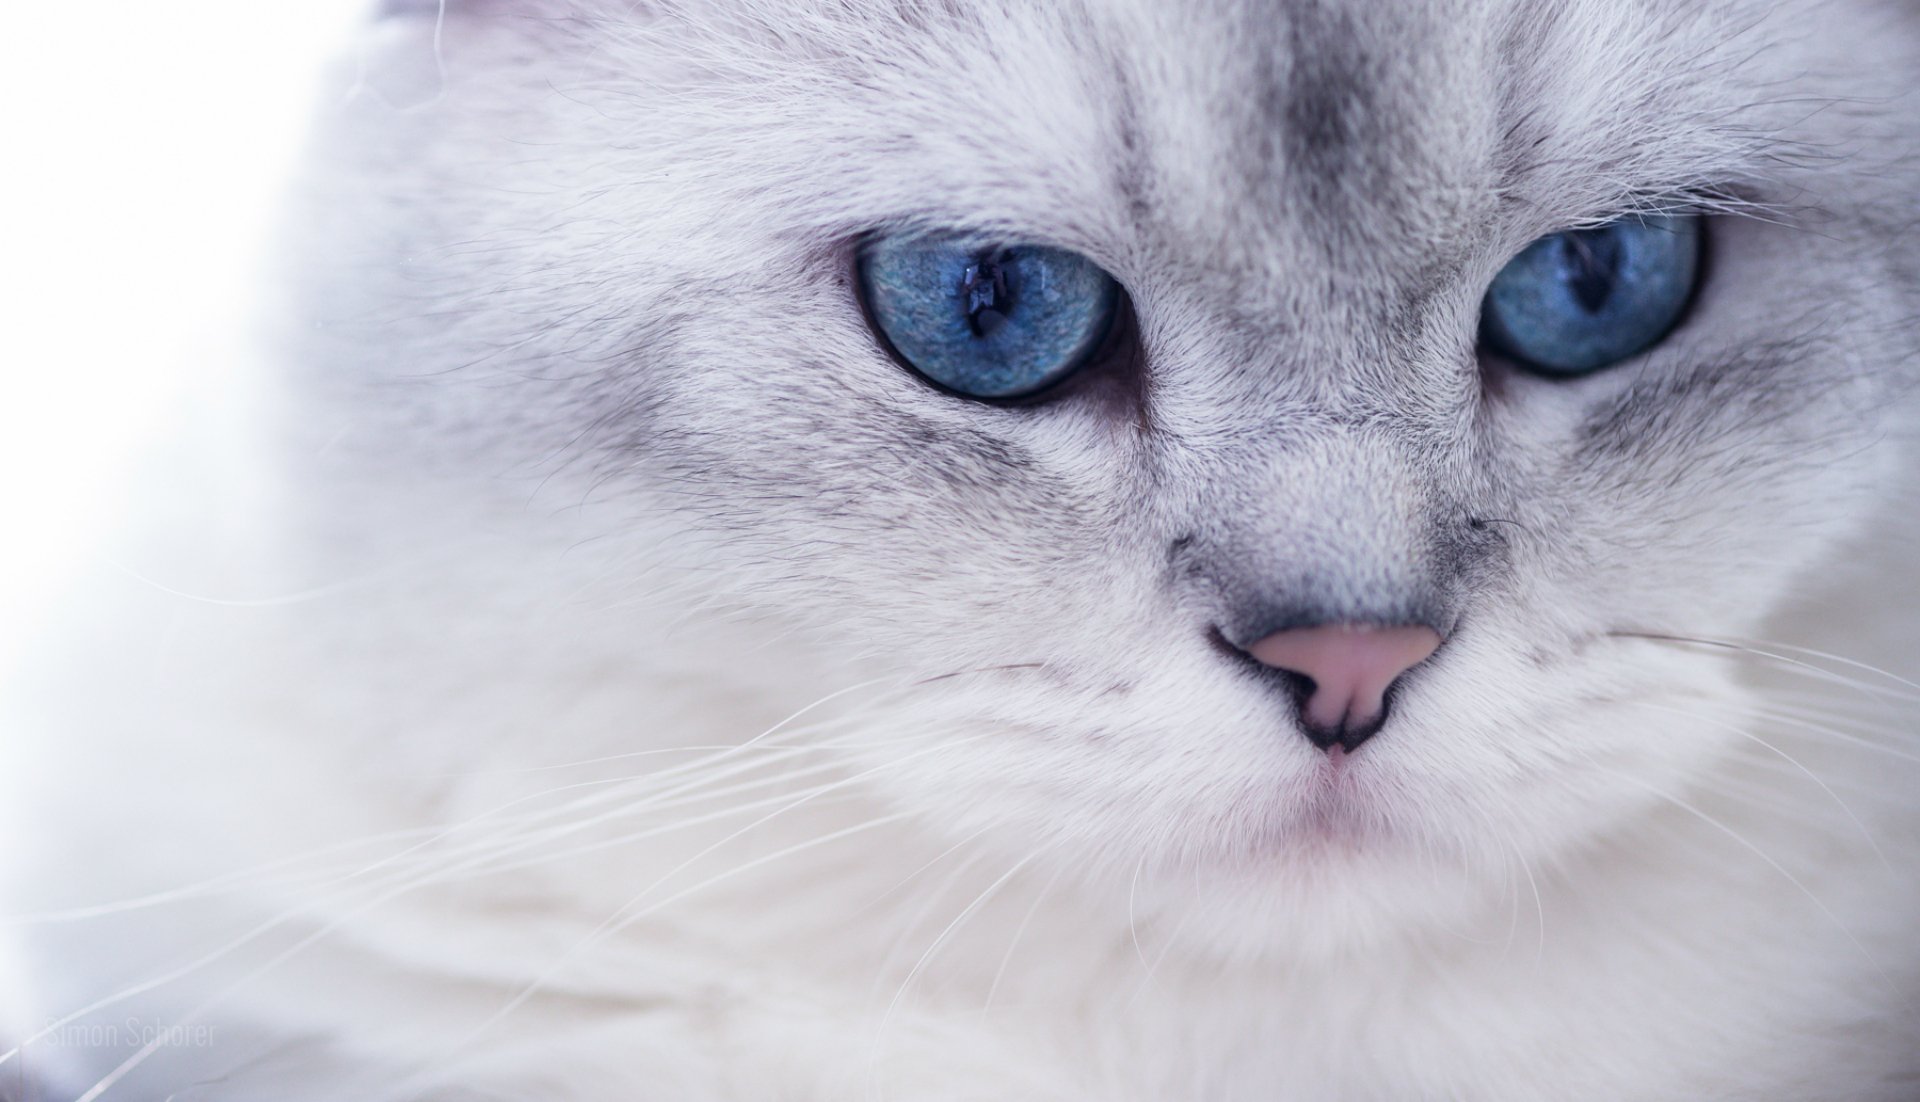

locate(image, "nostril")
(1240, 623), (1443, 751)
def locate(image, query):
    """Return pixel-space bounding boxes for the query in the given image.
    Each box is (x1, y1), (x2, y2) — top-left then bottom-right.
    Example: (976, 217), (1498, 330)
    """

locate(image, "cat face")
(339, 0), (1920, 954)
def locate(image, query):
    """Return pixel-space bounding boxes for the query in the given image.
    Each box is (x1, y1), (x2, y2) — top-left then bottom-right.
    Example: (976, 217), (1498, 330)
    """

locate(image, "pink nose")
(1246, 623), (1443, 749)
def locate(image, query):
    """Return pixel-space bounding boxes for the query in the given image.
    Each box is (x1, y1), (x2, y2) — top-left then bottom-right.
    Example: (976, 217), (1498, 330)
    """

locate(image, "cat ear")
(374, 0), (582, 16)
(376, 0), (443, 17)
(357, 0), (476, 107)
(358, 0), (566, 105)
(374, 0), (524, 18)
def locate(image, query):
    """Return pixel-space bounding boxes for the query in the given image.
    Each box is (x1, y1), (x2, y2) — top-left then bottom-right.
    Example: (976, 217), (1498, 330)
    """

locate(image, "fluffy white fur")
(5, 0), (1920, 1098)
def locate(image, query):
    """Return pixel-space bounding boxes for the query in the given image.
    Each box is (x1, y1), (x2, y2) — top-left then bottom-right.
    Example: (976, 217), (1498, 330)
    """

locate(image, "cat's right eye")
(857, 234), (1121, 401)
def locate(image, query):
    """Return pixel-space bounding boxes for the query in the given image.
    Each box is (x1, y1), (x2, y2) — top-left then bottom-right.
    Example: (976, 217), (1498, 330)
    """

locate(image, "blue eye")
(858, 234), (1121, 400)
(1480, 214), (1702, 376)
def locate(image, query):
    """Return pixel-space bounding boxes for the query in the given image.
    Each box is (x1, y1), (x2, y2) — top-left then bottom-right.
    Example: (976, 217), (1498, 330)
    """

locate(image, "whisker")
(1514, 830), (1545, 971)
(75, 801), (919, 1102)
(1463, 800), (1546, 968)
(1126, 855), (1151, 974)
(1736, 705), (1920, 768)
(1725, 636), (1920, 697)
(1588, 763), (1896, 1005)
(51, 756), (922, 1102)
(875, 847), (1046, 1062)
(1608, 631), (1920, 705)
(440, 758), (902, 887)
(1123, 894), (1205, 1012)
(864, 838), (997, 1005)
(33, 663), (1037, 1094)
(4, 737), (890, 1072)
(1617, 698), (1897, 877)
(442, 736), (979, 1055)
(10, 696), (898, 928)
(982, 863), (1064, 1017)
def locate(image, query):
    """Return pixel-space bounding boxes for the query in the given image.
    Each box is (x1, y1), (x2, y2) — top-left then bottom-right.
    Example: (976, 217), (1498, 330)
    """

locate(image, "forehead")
(611, 0), (1805, 265)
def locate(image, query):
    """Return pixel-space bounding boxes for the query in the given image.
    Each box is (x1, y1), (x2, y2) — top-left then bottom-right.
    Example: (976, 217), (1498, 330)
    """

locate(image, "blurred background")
(0, 1), (368, 657)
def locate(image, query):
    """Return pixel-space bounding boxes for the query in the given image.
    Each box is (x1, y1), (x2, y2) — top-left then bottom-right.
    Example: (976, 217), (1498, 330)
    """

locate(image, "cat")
(5, 0), (1920, 1098)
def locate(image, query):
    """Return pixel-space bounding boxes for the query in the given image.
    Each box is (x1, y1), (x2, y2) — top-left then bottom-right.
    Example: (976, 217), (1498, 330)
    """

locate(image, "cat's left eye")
(857, 234), (1121, 401)
(1480, 213), (1703, 377)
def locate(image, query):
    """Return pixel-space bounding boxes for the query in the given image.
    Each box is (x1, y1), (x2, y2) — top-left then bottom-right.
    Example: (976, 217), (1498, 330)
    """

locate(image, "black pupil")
(1558, 229), (1622, 314)
(961, 251), (1015, 337)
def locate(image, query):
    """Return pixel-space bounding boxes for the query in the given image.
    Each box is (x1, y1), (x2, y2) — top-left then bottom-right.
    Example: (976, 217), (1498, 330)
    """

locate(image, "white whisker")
(982, 863), (1064, 1017)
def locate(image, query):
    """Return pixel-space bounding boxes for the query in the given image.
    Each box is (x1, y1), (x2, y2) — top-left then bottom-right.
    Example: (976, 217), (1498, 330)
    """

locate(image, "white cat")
(5, 0), (1919, 1098)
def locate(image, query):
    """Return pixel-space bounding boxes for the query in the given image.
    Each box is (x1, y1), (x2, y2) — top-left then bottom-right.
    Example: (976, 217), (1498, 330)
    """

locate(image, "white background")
(0, 1), (367, 646)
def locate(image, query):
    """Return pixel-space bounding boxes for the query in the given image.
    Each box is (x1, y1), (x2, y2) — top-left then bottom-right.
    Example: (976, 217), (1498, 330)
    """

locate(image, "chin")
(1127, 827), (1501, 964)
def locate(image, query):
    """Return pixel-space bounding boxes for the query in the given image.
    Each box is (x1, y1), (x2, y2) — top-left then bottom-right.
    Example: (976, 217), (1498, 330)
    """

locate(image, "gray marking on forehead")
(1108, 57), (1156, 231)
(1235, 0), (1444, 271)
(1277, 1), (1377, 189)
